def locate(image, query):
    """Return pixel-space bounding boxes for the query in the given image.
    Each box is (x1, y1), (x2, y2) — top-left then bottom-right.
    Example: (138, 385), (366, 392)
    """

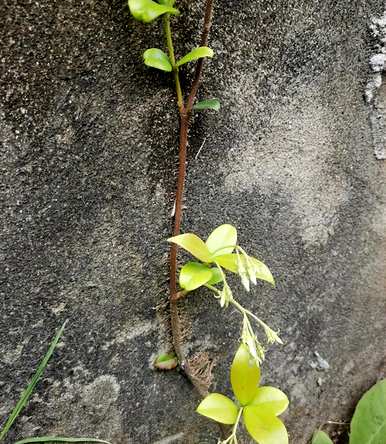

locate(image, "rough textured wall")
(1, 0), (386, 443)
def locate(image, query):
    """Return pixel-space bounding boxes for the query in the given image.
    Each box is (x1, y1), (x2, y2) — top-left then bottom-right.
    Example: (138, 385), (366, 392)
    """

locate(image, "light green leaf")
(236, 251), (250, 291)
(349, 379), (386, 444)
(176, 46), (214, 67)
(196, 393), (239, 425)
(158, 0), (176, 5)
(312, 431), (334, 444)
(243, 407), (289, 444)
(193, 99), (221, 112)
(0, 322), (67, 442)
(250, 257), (275, 286)
(250, 386), (289, 416)
(214, 254), (274, 286)
(219, 280), (233, 308)
(231, 344), (260, 406)
(143, 48), (172, 72)
(14, 438), (111, 444)
(154, 353), (178, 370)
(128, 0), (179, 23)
(206, 267), (223, 285)
(179, 262), (213, 291)
(215, 254), (239, 272)
(206, 224), (237, 257)
(168, 233), (212, 262)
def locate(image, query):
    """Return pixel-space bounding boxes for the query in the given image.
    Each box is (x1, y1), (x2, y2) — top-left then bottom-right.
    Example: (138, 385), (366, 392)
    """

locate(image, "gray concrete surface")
(1, 0), (386, 443)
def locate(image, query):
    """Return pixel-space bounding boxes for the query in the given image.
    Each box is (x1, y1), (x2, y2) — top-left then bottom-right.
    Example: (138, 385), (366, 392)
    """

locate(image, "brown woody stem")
(167, 0), (217, 405)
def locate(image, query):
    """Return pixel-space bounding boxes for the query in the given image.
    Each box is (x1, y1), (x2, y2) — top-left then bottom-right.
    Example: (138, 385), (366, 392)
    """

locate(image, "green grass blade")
(14, 437), (112, 444)
(0, 321), (67, 441)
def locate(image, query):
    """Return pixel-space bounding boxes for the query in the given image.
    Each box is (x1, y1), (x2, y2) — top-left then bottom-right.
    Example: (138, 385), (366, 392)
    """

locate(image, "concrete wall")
(1, 1), (386, 443)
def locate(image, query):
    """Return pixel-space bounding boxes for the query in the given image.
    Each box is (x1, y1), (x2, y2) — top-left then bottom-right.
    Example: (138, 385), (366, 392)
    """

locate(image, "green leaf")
(128, 0), (179, 23)
(158, 0), (176, 5)
(179, 262), (213, 291)
(176, 46), (214, 67)
(312, 431), (334, 444)
(250, 386), (289, 416)
(214, 254), (275, 286)
(14, 438), (112, 444)
(231, 344), (260, 406)
(0, 322), (67, 442)
(154, 353), (178, 370)
(193, 99), (221, 112)
(215, 254), (239, 272)
(250, 257), (275, 286)
(243, 407), (288, 444)
(143, 48), (172, 72)
(196, 393), (239, 425)
(206, 224), (237, 257)
(168, 233), (212, 262)
(349, 379), (386, 444)
(206, 267), (223, 285)
(15, 436), (110, 444)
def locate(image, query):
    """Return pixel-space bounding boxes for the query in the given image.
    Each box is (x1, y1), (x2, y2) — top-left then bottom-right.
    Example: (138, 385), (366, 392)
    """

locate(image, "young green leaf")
(143, 48), (172, 72)
(158, 0), (176, 5)
(236, 251), (250, 292)
(154, 353), (178, 370)
(193, 98), (221, 112)
(250, 257), (275, 286)
(241, 314), (265, 365)
(206, 267), (223, 285)
(128, 0), (179, 23)
(312, 430), (334, 444)
(250, 386), (289, 416)
(176, 46), (214, 67)
(349, 379), (386, 444)
(14, 438), (112, 444)
(196, 393), (239, 425)
(0, 322), (67, 442)
(243, 408), (288, 444)
(219, 280), (233, 308)
(214, 254), (274, 286)
(179, 262), (213, 291)
(168, 233), (212, 262)
(230, 344), (260, 406)
(214, 254), (239, 273)
(206, 224), (237, 257)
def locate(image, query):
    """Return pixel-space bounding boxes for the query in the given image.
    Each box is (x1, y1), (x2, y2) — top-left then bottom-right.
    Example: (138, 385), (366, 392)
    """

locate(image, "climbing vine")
(0, 2), (289, 444)
(128, 1), (289, 443)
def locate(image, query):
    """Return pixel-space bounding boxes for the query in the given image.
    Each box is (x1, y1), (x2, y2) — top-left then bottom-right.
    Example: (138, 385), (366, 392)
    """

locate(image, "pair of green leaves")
(312, 379), (386, 444)
(197, 344), (289, 444)
(143, 46), (214, 72)
(128, 0), (179, 23)
(168, 224), (274, 292)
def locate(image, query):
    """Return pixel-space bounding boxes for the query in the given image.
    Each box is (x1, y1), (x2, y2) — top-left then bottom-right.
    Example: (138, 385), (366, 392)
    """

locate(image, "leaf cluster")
(168, 224), (281, 364)
(169, 224), (274, 292)
(127, 2), (289, 442)
(128, 0), (220, 111)
(197, 344), (289, 444)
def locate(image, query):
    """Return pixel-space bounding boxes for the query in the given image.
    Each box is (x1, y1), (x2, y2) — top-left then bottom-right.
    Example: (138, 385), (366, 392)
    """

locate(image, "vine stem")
(224, 407), (243, 443)
(165, 0), (216, 399)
